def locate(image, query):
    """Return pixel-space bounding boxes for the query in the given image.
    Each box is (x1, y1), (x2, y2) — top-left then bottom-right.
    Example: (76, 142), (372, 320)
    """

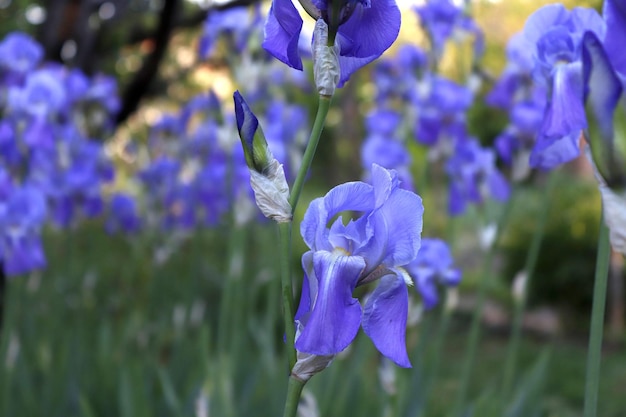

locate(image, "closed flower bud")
(234, 90), (272, 173)
(233, 91), (292, 222)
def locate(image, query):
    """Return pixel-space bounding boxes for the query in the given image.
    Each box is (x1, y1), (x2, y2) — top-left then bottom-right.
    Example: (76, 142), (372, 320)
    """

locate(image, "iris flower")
(522, 4), (605, 169)
(263, 0), (401, 86)
(295, 164), (423, 367)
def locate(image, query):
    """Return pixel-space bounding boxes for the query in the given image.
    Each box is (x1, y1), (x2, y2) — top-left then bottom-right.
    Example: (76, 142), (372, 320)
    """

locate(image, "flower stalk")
(283, 375), (306, 417)
(500, 173), (556, 404)
(453, 191), (517, 416)
(288, 95), (332, 210)
(583, 216), (611, 417)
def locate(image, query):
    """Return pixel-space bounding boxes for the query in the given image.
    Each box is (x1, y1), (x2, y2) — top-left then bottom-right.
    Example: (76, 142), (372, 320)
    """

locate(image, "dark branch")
(115, 0), (181, 126)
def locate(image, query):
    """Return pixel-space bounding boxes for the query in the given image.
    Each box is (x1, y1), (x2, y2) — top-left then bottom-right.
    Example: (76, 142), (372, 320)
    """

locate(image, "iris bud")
(233, 91), (292, 222)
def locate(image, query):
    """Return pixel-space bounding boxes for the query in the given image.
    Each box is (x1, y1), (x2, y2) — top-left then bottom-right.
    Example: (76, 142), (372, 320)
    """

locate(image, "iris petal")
(300, 181), (374, 251)
(541, 62), (587, 138)
(362, 274), (411, 368)
(295, 251), (366, 356)
(603, 0), (626, 76)
(337, 0), (400, 59)
(334, 0), (401, 86)
(262, 0), (304, 70)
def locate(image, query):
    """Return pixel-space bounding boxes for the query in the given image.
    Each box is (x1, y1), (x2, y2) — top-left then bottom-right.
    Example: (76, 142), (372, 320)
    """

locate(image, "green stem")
(283, 376), (306, 417)
(278, 94), (332, 415)
(452, 192), (517, 416)
(279, 95), (332, 370)
(217, 225), (245, 356)
(418, 306), (452, 417)
(501, 173), (556, 403)
(289, 95), (332, 211)
(583, 216), (611, 417)
(279, 221), (297, 370)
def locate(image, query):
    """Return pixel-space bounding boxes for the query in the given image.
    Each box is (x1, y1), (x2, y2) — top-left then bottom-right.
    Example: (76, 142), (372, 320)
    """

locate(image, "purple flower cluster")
(362, 3), (509, 216)
(361, 109), (414, 190)
(487, 33), (547, 177)
(0, 31), (120, 275)
(414, 0), (484, 63)
(131, 89), (308, 229)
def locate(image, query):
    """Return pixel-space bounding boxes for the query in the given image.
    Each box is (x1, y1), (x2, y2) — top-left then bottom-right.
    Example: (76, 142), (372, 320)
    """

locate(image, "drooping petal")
(362, 274), (411, 368)
(337, 0), (401, 59)
(262, 0), (304, 70)
(295, 250), (365, 356)
(448, 181), (466, 216)
(529, 131), (580, 169)
(333, 0), (401, 86)
(412, 267), (439, 309)
(541, 62), (587, 138)
(488, 170), (510, 202)
(335, 54), (378, 87)
(603, 0), (626, 76)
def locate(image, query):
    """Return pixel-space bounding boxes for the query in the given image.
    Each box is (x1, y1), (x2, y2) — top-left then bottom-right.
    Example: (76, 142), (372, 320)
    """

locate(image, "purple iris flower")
(522, 4), (605, 169)
(26, 129), (111, 228)
(414, 0), (461, 56)
(603, 0), (626, 78)
(405, 238), (461, 309)
(361, 109), (413, 190)
(199, 6), (260, 58)
(0, 173), (47, 276)
(446, 138), (510, 216)
(264, 99), (308, 178)
(0, 32), (43, 78)
(7, 68), (67, 119)
(263, 0), (401, 86)
(581, 20), (626, 189)
(372, 44), (426, 102)
(414, 0), (484, 61)
(414, 75), (472, 148)
(495, 99), (546, 166)
(486, 33), (537, 110)
(295, 164), (424, 367)
(106, 193), (141, 234)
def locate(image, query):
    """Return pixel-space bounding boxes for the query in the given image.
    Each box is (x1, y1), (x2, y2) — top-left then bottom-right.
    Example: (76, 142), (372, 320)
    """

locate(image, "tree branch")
(115, 0), (181, 126)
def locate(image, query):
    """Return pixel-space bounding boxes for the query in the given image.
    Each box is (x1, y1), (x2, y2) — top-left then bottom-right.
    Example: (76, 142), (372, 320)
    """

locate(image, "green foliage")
(501, 174), (606, 327)
(1, 219), (625, 416)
